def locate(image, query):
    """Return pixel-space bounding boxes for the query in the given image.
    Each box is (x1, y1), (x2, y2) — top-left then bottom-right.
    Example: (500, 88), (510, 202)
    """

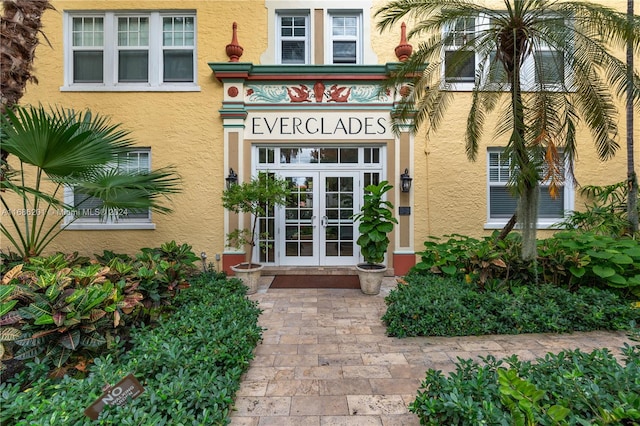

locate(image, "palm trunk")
(627, 0), (638, 234)
(1, 0), (53, 180)
(511, 33), (538, 261)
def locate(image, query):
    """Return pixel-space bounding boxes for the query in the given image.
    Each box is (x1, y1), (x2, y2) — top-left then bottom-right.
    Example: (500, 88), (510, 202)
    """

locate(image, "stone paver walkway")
(229, 276), (633, 425)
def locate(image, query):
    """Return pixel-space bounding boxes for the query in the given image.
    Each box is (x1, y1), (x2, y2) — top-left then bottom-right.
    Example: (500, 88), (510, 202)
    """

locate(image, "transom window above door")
(258, 147), (381, 166)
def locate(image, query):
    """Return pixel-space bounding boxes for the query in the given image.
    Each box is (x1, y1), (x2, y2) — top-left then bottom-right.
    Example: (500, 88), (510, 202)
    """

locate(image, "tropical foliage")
(376, 0), (640, 260)
(0, 241), (199, 374)
(383, 274), (639, 338)
(0, 105), (181, 258)
(221, 172), (290, 267)
(413, 230), (640, 298)
(1, 271), (262, 425)
(353, 181), (398, 265)
(559, 180), (640, 237)
(410, 346), (640, 425)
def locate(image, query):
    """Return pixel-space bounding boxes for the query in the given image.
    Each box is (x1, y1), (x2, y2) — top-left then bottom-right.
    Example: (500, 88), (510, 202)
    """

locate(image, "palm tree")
(1, 0), (54, 186)
(627, 0), (638, 234)
(0, 105), (181, 258)
(377, 0), (640, 260)
(0, 0), (52, 112)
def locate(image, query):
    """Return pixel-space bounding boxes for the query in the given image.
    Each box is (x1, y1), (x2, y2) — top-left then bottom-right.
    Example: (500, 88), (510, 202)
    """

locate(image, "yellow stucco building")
(4, 0), (639, 276)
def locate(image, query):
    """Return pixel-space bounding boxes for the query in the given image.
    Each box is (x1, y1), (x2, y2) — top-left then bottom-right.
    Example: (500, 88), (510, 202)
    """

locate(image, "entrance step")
(262, 266), (394, 276)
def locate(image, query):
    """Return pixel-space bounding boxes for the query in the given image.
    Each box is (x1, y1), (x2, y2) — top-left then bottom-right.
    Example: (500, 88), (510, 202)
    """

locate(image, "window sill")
(484, 220), (564, 230)
(63, 222), (156, 231)
(60, 84), (201, 92)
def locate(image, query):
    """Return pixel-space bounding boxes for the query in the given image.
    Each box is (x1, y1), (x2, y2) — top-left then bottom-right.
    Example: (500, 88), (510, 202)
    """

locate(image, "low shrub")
(383, 275), (639, 338)
(410, 345), (640, 425)
(413, 231), (640, 299)
(0, 241), (200, 373)
(0, 272), (262, 425)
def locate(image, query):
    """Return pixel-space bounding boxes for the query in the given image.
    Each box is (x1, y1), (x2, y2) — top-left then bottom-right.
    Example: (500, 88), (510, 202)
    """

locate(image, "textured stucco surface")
(5, 0), (639, 262)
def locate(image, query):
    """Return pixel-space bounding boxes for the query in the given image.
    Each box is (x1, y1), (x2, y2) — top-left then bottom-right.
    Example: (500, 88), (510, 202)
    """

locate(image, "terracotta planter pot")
(355, 263), (387, 295)
(230, 263), (264, 294)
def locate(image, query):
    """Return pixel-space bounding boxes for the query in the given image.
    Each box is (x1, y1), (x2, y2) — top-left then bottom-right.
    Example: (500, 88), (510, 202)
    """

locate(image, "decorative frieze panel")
(245, 82), (392, 104)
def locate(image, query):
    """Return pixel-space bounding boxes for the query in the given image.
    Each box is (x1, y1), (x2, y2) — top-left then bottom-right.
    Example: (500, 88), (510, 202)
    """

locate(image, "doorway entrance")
(254, 146), (383, 267)
(279, 171), (359, 266)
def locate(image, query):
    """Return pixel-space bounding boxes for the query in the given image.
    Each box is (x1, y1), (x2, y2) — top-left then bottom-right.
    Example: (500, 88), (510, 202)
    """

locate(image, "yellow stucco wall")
(10, 1), (271, 260)
(5, 0), (639, 261)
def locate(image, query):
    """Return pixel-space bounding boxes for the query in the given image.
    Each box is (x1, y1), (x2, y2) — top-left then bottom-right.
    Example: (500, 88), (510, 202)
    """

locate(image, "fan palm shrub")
(0, 104), (181, 258)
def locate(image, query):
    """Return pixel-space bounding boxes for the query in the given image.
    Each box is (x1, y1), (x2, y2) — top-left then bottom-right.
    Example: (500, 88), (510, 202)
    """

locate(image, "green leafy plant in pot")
(222, 172), (290, 293)
(353, 181), (397, 294)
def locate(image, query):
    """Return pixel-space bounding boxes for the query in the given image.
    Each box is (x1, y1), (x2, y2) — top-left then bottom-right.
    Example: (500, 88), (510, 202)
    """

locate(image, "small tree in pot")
(222, 172), (290, 293)
(353, 181), (398, 294)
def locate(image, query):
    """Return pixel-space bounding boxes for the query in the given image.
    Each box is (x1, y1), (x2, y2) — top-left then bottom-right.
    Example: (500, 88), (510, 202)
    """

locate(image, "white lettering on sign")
(247, 112), (392, 140)
(84, 374), (145, 420)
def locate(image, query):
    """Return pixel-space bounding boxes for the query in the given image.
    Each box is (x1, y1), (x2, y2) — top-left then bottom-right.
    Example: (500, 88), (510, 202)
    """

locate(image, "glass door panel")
(280, 174), (319, 265)
(320, 172), (359, 265)
(277, 171), (360, 266)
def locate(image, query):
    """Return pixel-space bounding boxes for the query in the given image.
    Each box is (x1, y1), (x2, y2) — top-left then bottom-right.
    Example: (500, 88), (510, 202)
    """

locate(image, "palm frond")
(0, 105), (134, 178)
(73, 167), (182, 215)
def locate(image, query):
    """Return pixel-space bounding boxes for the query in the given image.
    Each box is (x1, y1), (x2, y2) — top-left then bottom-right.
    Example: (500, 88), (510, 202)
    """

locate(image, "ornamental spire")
(225, 22), (244, 62)
(394, 22), (413, 61)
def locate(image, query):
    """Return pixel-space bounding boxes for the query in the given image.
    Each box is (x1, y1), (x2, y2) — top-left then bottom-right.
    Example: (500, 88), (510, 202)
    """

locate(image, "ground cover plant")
(0, 271), (262, 425)
(383, 274), (639, 338)
(409, 344), (640, 425)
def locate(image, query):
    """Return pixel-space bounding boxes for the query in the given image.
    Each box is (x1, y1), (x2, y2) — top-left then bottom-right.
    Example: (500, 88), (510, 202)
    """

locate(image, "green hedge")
(411, 345), (640, 424)
(383, 275), (639, 338)
(0, 273), (262, 425)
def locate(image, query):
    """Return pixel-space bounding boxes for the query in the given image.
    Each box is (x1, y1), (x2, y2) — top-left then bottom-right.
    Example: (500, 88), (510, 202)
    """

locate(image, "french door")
(278, 171), (360, 266)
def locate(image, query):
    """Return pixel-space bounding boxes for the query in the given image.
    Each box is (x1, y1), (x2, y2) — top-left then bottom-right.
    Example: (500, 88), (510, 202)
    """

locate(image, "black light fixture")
(400, 168), (412, 193)
(225, 168), (238, 188)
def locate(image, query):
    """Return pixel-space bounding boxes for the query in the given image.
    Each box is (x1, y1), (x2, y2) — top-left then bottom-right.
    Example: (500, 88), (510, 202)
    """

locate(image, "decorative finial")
(394, 22), (413, 61)
(225, 22), (244, 62)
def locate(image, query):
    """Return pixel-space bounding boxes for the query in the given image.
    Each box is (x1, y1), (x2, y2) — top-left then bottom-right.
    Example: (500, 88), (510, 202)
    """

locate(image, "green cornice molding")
(209, 62), (405, 82)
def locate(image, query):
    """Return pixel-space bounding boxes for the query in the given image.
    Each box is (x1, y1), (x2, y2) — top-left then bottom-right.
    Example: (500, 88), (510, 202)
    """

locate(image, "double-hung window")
(71, 16), (104, 83)
(65, 11), (197, 91)
(117, 16), (149, 83)
(532, 48), (565, 87)
(278, 12), (309, 64)
(486, 148), (573, 228)
(64, 149), (155, 230)
(330, 13), (360, 64)
(443, 18), (477, 85)
(273, 4), (367, 65)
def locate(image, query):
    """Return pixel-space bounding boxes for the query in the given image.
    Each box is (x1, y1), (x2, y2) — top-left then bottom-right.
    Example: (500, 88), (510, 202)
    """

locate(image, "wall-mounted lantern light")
(225, 168), (238, 188)
(400, 168), (412, 193)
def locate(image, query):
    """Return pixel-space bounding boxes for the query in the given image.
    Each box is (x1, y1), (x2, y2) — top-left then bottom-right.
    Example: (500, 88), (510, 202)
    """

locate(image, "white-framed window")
(485, 148), (574, 229)
(277, 12), (310, 64)
(443, 17), (477, 85)
(64, 11), (198, 91)
(264, 1), (375, 65)
(64, 149), (156, 230)
(444, 15), (568, 91)
(329, 12), (361, 64)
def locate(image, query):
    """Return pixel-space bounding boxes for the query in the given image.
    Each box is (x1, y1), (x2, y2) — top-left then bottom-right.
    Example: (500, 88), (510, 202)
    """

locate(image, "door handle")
(312, 216), (316, 228)
(321, 216), (327, 227)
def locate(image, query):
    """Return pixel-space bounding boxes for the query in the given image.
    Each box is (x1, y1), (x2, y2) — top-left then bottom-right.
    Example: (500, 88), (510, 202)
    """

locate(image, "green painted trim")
(245, 105), (393, 111)
(209, 62), (405, 78)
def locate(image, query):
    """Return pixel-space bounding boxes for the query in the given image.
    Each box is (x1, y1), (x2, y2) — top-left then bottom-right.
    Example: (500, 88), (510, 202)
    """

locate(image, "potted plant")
(353, 181), (398, 295)
(222, 172), (290, 293)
